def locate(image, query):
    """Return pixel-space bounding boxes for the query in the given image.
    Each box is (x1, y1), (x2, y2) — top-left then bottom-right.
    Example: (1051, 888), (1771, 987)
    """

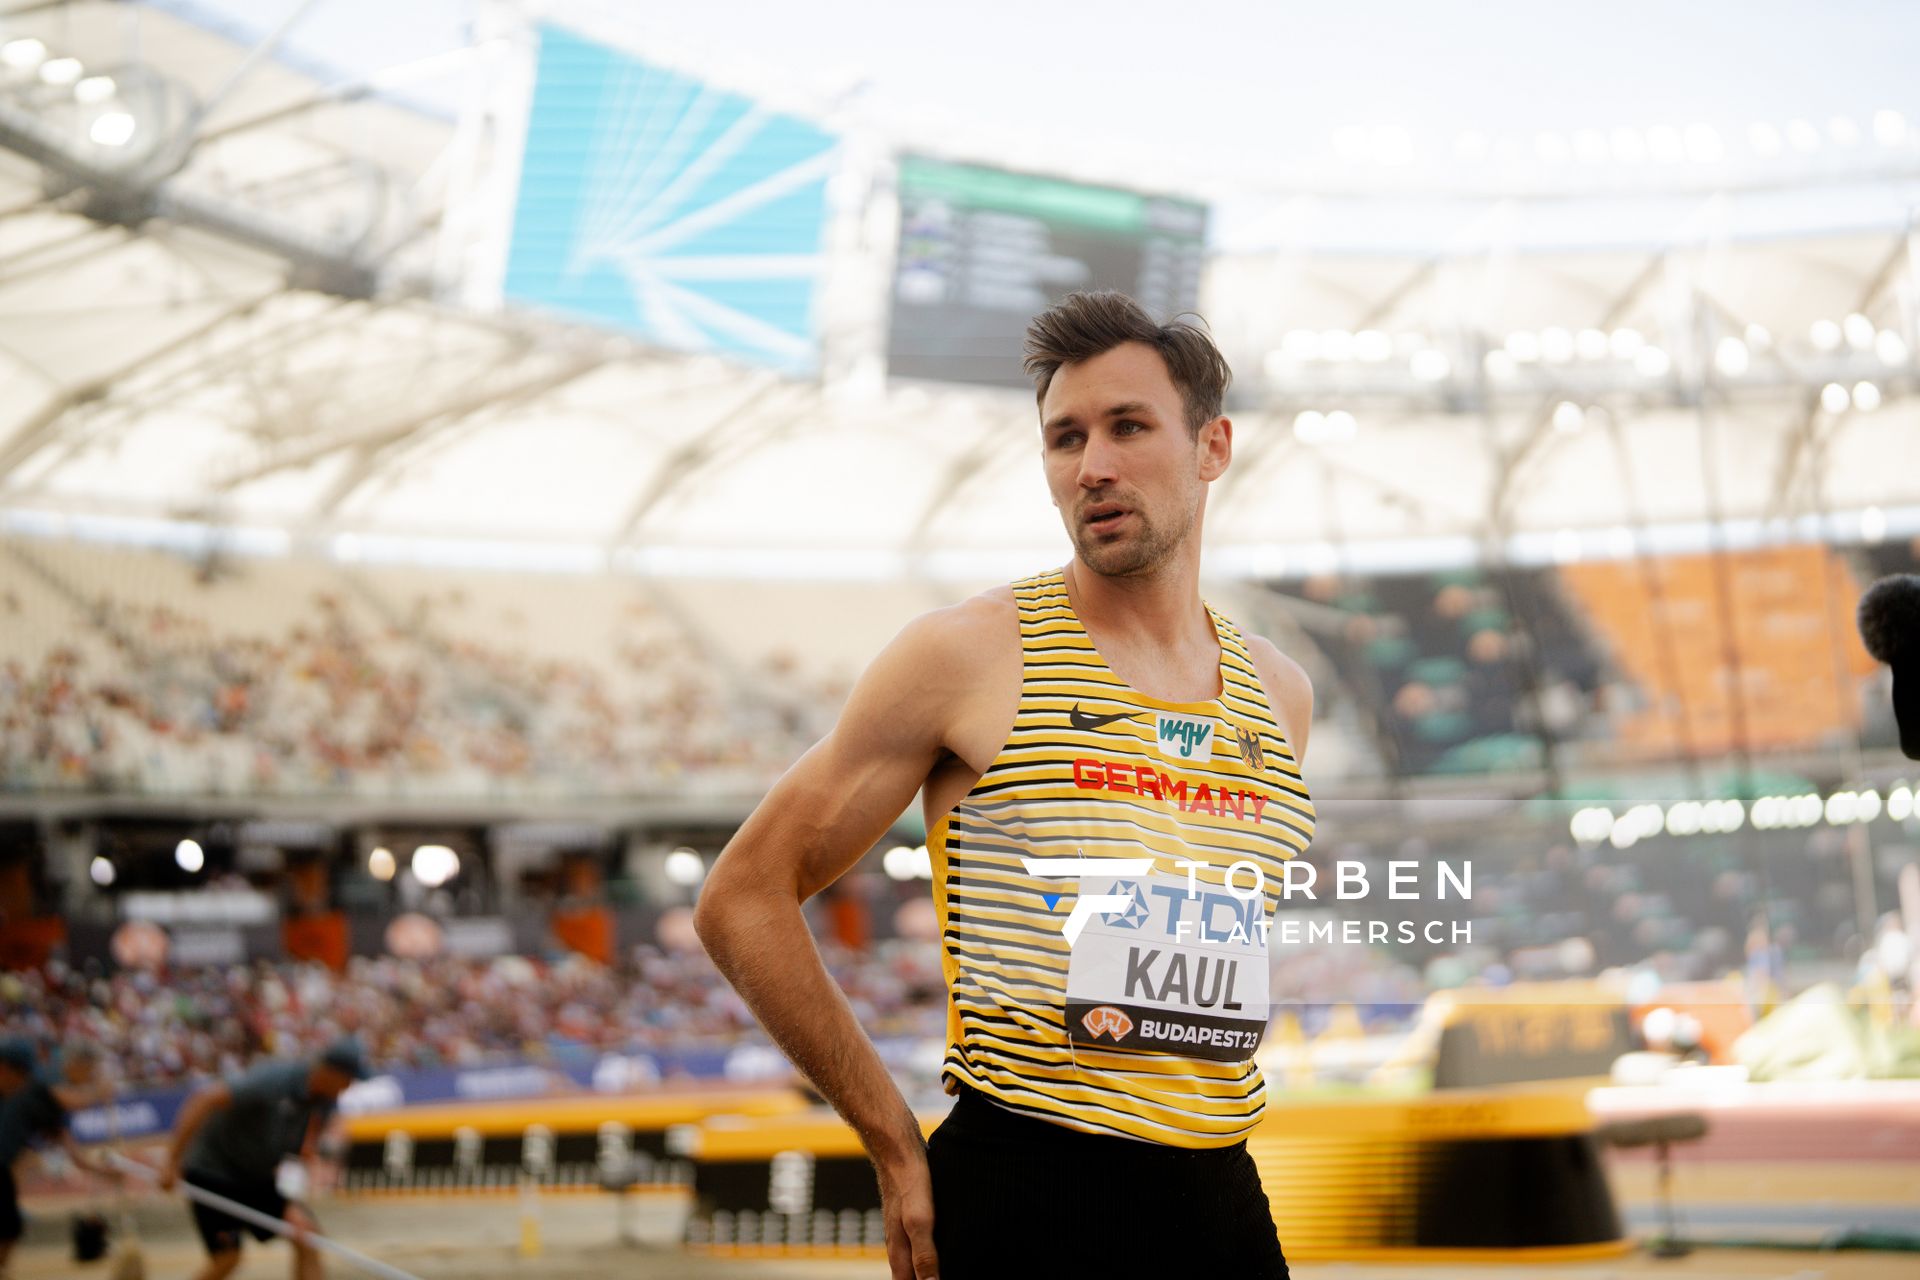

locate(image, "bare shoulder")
(1242, 633), (1310, 700)
(940, 582), (1018, 642)
(1241, 632), (1313, 761)
(887, 583), (1017, 674)
(838, 583), (1018, 749)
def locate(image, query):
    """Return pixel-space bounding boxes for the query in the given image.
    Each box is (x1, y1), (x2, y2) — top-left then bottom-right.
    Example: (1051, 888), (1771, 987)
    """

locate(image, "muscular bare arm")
(1246, 635), (1313, 766)
(694, 597), (1001, 1280)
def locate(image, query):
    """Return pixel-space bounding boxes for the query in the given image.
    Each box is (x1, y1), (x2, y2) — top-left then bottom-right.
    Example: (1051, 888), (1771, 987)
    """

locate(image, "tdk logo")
(1155, 712), (1214, 761)
(1099, 880), (1151, 930)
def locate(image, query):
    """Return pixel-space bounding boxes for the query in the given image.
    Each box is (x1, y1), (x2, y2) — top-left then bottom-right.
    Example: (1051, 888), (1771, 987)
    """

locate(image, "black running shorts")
(925, 1081), (1290, 1279)
(183, 1168), (292, 1256)
(0, 1165), (22, 1244)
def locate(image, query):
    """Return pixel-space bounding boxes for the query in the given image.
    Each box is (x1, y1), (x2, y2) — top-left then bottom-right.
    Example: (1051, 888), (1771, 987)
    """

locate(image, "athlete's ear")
(1198, 416), (1231, 482)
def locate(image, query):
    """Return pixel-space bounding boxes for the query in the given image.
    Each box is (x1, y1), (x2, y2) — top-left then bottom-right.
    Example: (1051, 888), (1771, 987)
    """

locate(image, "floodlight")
(411, 843), (460, 887)
(90, 112), (135, 146)
(663, 848), (705, 886)
(1682, 124), (1722, 163)
(1713, 337), (1749, 377)
(39, 56), (81, 86)
(1, 38), (46, 70)
(1409, 349), (1450, 382)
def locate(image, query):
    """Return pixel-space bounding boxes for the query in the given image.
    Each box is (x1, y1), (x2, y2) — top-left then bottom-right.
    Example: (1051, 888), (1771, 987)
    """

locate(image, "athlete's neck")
(1062, 554), (1212, 661)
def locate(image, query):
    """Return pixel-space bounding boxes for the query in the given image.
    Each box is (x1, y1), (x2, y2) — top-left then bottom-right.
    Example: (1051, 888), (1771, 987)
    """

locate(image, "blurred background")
(1, 1), (1917, 1275)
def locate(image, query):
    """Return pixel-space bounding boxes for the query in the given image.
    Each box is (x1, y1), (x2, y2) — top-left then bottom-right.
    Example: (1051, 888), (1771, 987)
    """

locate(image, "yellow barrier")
(343, 1088), (808, 1141)
(683, 1085), (1630, 1262)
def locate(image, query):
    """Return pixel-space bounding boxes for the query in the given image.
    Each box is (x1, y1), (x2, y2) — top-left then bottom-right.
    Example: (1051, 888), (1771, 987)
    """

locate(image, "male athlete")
(160, 1039), (365, 1280)
(697, 290), (1313, 1279)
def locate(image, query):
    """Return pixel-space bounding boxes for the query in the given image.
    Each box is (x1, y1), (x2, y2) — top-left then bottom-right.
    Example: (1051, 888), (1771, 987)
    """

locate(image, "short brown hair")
(1022, 290), (1231, 434)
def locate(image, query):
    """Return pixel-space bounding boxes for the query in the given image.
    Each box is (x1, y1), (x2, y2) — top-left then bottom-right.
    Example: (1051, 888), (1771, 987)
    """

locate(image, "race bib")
(1064, 870), (1271, 1063)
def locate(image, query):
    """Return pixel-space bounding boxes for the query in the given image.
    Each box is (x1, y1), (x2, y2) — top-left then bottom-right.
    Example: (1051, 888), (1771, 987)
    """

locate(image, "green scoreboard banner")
(885, 155), (1207, 387)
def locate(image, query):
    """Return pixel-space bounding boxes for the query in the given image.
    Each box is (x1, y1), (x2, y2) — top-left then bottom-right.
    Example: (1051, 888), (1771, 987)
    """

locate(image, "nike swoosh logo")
(1068, 704), (1140, 731)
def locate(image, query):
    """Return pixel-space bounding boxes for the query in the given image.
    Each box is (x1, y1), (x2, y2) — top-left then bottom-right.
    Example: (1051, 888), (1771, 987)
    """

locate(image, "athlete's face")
(1040, 342), (1230, 577)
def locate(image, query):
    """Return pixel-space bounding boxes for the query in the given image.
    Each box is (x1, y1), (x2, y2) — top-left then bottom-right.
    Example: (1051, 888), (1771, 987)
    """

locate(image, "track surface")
(15, 1151), (1920, 1280)
(12, 1179), (1920, 1280)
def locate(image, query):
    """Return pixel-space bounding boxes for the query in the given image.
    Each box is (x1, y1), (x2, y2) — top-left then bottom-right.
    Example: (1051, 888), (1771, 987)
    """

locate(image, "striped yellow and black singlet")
(928, 566), (1316, 1149)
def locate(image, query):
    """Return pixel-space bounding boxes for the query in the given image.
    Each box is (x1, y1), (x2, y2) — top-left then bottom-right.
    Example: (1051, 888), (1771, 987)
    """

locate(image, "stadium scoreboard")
(885, 156), (1208, 388)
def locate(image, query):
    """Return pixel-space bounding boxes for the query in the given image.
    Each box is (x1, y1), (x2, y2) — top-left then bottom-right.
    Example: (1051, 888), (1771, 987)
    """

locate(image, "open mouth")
(1085, 505), (1129, 529)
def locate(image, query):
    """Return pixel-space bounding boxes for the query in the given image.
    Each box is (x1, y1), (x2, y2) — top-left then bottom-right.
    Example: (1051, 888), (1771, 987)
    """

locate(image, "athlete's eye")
(1116, 420), (1146, 434)
(1051, 431), (1083, 448)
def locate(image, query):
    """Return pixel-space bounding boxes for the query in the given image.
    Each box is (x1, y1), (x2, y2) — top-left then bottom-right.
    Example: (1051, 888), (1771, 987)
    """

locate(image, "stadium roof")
(0, 2), (1915, 578)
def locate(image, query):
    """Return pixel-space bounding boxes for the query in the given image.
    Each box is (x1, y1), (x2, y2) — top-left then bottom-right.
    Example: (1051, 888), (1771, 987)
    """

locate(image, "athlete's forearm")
(696, 885), (923, 1167)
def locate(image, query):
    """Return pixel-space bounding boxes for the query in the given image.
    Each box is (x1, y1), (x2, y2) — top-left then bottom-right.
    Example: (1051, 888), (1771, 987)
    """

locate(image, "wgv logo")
(1155, 712), (1215, 761)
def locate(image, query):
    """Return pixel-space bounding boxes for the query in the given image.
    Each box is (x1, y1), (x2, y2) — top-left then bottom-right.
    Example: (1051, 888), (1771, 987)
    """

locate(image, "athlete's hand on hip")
(877, 1148), (939, 1279)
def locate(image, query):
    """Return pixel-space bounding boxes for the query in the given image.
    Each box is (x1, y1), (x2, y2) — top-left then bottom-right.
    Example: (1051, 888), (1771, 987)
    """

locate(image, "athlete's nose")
(1076, 430), (1122, 492)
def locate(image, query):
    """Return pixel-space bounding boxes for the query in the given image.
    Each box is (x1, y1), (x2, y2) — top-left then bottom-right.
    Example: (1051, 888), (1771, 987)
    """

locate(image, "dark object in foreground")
(72, 1209), (109, 1261)
(1596, 1112), (1710, 1258)
(1859, 574), (1920, 760)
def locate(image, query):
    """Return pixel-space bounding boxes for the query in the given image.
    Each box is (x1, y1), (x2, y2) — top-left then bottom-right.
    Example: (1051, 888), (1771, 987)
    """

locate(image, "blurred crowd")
(1461, 830), (1869, 987)
(1287, 567), (1604, 776)
(1, 900), (1902, 1096)
(0, 942), (946, 1092)
(0, 583), (844, 797)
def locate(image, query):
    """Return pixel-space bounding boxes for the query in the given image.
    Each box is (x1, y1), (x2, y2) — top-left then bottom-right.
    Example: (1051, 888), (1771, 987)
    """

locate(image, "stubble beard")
(1071, 485), (1200, 579)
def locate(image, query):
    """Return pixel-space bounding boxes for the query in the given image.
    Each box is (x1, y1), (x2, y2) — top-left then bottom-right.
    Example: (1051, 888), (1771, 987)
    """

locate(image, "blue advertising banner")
(502, 25), (839, 373)
(71, 1045), (758, 1142)
(68, 1088), (192, 1146)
